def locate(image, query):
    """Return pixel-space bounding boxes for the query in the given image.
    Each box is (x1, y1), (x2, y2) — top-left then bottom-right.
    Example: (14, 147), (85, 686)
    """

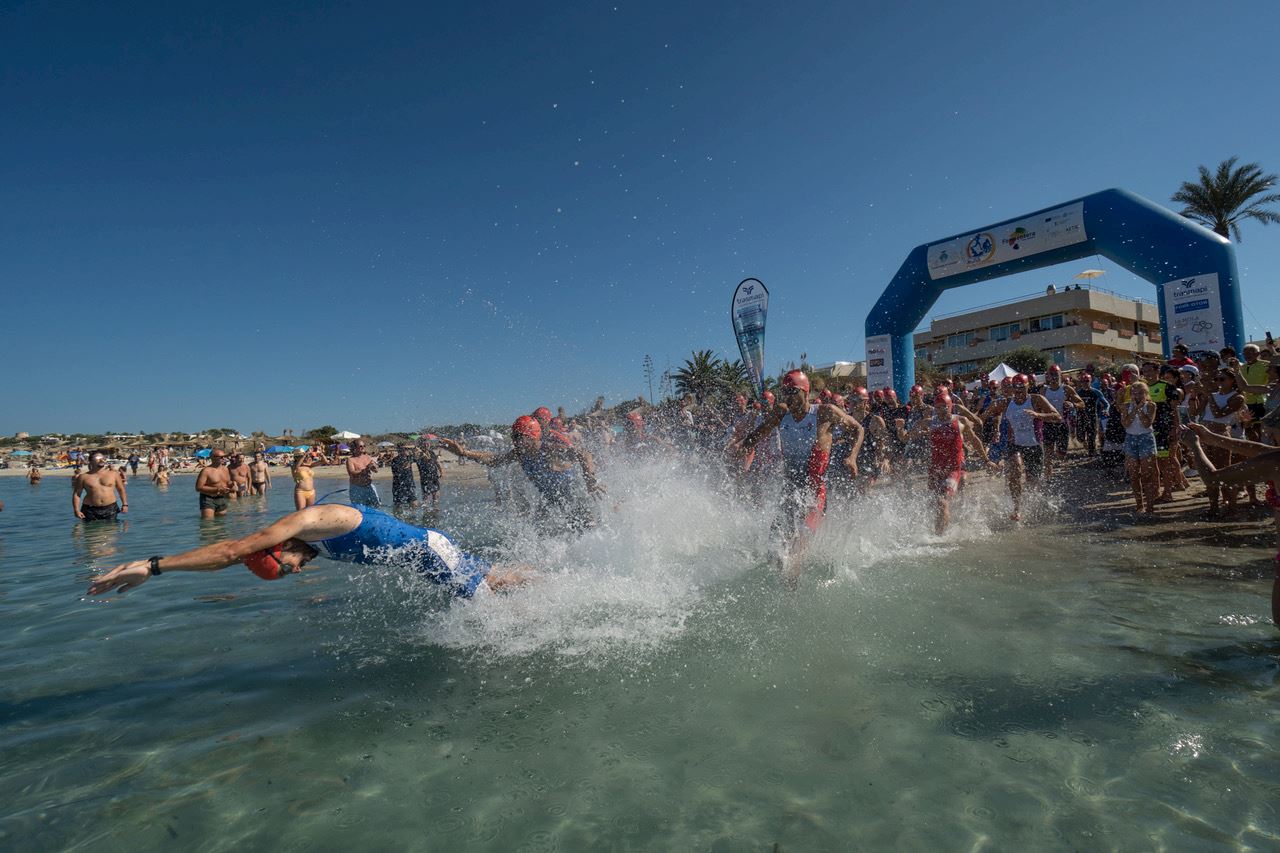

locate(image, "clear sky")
(3, 0), (1278, 436)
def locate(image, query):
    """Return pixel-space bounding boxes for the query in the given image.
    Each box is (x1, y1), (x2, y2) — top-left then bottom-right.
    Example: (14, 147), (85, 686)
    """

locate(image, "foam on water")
(326, 454), (1035, 668)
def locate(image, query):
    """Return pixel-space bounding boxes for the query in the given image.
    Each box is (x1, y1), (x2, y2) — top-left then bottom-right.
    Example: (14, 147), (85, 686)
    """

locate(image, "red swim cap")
(831, 394), (846, 409)
(872, 389), (885, 400)
(819, 389), (833, 402)
(762, 390), (775, 405)
(1000, 377), (1013, 388)
(910, 384), (924, 396)
(854, 387), (870, 399)
(1047, 364), (1061, 374)
(512, 415), (542, 440)
(1012, 373), (1029, 386)
(935, 390), (953, 409)
(532, 406), (552, 423)
(243, 545), (286, 581)
(782, 370), (810, 394)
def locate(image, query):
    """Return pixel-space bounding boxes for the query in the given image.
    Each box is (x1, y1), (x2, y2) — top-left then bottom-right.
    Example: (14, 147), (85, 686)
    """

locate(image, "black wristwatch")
(148, 556), (163, 576)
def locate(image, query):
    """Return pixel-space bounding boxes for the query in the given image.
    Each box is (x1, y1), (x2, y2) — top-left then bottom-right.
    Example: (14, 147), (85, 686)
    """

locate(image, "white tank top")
(1124, 402), (1154, 435)
(1005, 397), (1039, 446)
(1043, 385), (1067, 414)
(1201, 392), (1238, 425)
(777, 405), (818, 465)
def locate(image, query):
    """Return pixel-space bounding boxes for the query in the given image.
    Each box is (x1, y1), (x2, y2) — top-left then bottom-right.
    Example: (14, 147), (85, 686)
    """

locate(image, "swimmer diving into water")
(86, 504), (534, 598)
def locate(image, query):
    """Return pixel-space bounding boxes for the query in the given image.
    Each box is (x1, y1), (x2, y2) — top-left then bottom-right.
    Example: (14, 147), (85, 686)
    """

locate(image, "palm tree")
(716, 358), (752, 395)
(1171, 157), (1280, 241)
(672, 350), (723, 401)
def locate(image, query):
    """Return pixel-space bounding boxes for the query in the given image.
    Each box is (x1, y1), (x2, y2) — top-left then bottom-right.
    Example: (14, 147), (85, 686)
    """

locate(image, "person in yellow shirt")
(1236, 344), (1273, 440)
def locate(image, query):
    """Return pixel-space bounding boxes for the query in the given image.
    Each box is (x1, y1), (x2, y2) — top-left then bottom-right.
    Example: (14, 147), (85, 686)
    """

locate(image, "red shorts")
(928, 466), (963, 496)
(805, 449), (830, 531)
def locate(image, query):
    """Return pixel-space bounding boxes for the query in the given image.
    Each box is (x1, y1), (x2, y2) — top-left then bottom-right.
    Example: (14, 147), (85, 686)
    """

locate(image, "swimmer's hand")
(88, 560), (151, 596)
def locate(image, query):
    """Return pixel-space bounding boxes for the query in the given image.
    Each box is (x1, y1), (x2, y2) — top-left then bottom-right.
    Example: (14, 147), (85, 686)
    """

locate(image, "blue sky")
(3, 0), (1278, 435)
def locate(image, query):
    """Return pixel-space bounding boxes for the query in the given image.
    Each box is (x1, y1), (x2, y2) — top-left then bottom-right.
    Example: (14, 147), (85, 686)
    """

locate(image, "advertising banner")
(927, 202), (1087, 281)
(865, 334), (893, 391)
(1161, 273), (1224, 352)
(731, 278), (769, 396)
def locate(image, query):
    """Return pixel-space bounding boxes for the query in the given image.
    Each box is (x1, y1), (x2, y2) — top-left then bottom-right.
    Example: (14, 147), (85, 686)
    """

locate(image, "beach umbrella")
(1074, 269), (1106, 279)
(264, 445), (294, 454)
(195, 449), (212, 458)
(337, 443), (350, 452)
(376, 441), (396, 447)
(11, 449), (32, 456)
(333, 430), (361, 440)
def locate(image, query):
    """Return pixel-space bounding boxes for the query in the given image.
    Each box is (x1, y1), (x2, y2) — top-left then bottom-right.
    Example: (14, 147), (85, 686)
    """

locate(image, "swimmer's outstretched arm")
(483, 563), (539, 592)
(436, 438), (515, 467)
(1182, 428), (1280, 488)
(1183, 423), (1271, 458)
(86, 506), (360, 596)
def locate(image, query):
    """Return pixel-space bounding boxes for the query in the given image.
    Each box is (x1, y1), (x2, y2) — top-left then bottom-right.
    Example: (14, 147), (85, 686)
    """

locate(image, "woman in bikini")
(292, 451), (316, 510)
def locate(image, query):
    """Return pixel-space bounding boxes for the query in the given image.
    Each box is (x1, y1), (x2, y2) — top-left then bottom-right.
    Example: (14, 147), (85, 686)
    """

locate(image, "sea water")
(0, 460), (1277, 850)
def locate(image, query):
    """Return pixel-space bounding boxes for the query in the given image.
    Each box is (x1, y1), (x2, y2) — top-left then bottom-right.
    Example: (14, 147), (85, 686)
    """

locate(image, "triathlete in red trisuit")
(735, 370), (864, 582)
(907, 388), (991, 535)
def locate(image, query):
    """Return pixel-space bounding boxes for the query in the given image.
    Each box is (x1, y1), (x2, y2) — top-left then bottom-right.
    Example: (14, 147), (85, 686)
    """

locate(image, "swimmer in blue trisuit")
(438, 416), (604, 533)
(86, 503), (534, 598)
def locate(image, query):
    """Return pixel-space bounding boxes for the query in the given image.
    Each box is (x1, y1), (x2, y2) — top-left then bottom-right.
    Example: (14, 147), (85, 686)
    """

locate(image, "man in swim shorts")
(73, 451), (128, 522)
(346, 440), (381, 507)
(227, 453), (252, 499)
(195, 450), (234, 518)
(86, 503), (534, 600)
(249, 451), (271, 496)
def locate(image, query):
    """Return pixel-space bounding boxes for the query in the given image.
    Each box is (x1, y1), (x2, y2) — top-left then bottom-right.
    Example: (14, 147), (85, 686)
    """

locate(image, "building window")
(989, 322), (1020, 342)
(1049, 348), (1065, 365)
(946, 332), (974, 348)
(1030, 314), (1065, 332)
(915, 347), (929, 359)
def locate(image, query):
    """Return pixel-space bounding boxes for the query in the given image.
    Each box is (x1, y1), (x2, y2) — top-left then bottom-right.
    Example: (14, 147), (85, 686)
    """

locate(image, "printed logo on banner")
(1004, 226), (1033, 250)
(966, 233), (995, 264)
(1175, 299), (1210, 314)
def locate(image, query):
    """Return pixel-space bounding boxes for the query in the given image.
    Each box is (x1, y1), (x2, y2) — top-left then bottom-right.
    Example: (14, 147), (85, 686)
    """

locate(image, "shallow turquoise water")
(1, 464), (1277, 850)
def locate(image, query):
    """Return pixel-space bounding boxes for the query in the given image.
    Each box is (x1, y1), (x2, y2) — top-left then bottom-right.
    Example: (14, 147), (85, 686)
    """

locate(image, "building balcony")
(927, 322), (1164, 368)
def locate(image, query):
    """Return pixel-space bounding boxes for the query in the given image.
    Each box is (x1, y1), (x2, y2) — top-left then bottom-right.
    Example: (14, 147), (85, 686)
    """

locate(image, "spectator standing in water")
(73, 451), (128, 522)
(195, 450), (234, 518)
(417, 439), (444, 511)
(346, 440), (381, 507)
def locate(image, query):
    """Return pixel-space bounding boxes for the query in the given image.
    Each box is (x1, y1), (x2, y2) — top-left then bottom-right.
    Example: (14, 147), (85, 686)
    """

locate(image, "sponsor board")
(731, 278), (769, 395)
(1161, 273), (1223, 352)
(927, 202), (1087, 280)
(865, 334), (893, 391)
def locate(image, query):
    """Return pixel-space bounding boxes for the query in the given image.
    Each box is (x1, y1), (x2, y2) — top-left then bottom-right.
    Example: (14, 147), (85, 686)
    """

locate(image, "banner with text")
(865, 334), (894, 391)
(927, 202), (1088, 281)
(731, 278), (769, 396)
(1161, 273), (1224, 352)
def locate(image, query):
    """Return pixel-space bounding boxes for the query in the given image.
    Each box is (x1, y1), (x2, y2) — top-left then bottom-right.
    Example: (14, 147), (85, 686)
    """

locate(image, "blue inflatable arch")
(863, 188), (1243, 398)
